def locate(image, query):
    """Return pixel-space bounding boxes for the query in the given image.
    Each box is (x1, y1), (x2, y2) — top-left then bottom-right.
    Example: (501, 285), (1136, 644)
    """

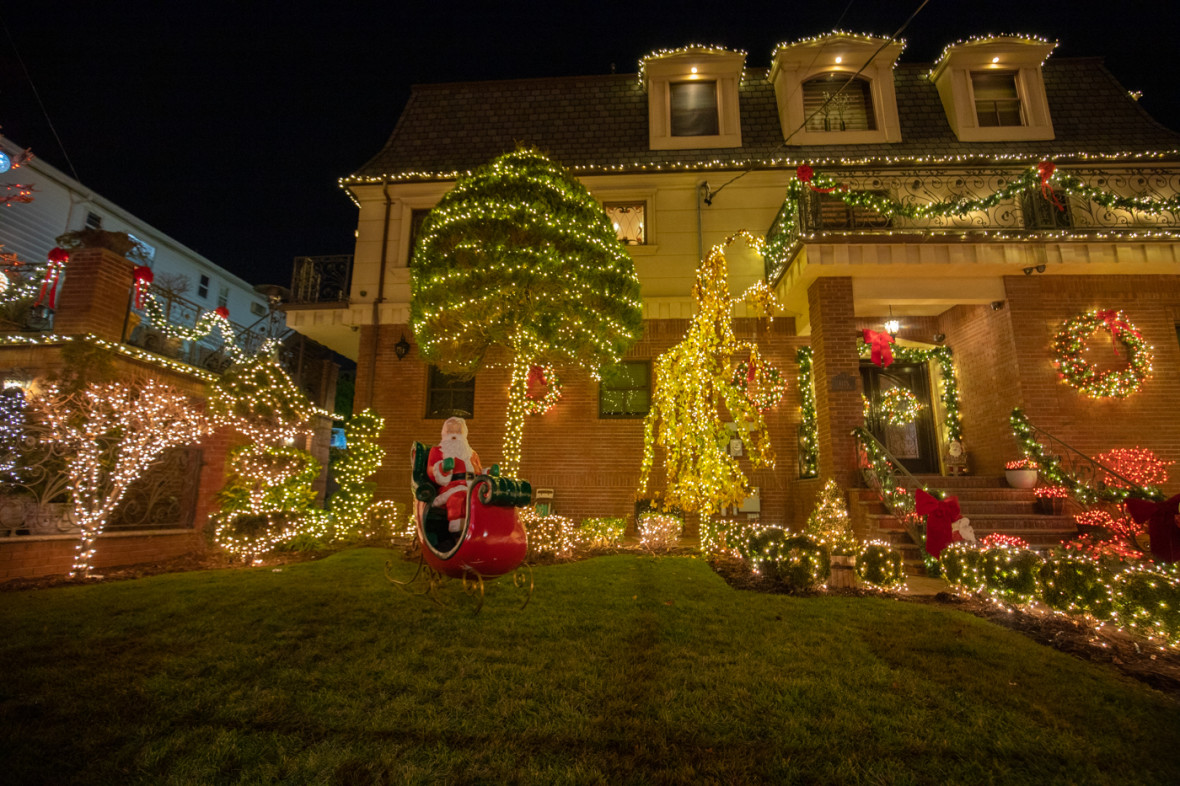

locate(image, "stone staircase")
(850, 475), (1079, 572)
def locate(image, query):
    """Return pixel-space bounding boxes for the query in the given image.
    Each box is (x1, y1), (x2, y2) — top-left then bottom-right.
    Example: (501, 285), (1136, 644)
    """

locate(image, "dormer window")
(640, 47), (745, 150)
(930, 36), (1056, 142)
(769, 33), (903, 145)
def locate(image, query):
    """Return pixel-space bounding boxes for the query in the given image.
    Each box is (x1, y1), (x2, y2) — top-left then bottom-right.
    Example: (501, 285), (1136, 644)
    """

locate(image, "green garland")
(1052, 309), (1153, 399)
(857, 341), (963, 442)
(796, 347), (818, 478)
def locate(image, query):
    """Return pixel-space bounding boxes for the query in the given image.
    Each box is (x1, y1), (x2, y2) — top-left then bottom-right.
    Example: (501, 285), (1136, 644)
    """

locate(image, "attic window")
(670, 81), (719, 136)
(971, 71), (1023, 126)
(803, 75), (876, 132)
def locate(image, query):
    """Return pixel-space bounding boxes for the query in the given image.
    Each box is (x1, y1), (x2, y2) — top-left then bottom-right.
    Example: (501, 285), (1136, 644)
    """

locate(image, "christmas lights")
(636, 45), (747, 88)
(577, 516), (626, 548)
(855, 541), (906, 590)
(805, 478), (857, 556)
(637, 511), (684, 552)
(858, 341), (963, 443)
(1053, 310), (1153, 399)
(731, 358), (786, 413)
(981, 543), (1043, 605)
(29, 378), (209, 577)
(639, 232), (776, 515)
(409, 148), (643, 477)
(980, 533), (1030, 550)
(328, 409), (385, 540)
(875, 387), (923, 426)
(519, 507), (576, 559)
(795, 347), (818, 478)
(739, 529), (830, 589)
(1038, 552), (1114, 618)
(700, 516), (763, 559)
(523, 365), (562, 416)
(137, 286), (246, 362)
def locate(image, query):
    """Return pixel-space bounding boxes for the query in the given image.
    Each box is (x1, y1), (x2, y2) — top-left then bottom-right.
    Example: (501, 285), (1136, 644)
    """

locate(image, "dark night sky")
(2, 1), (1177, 288)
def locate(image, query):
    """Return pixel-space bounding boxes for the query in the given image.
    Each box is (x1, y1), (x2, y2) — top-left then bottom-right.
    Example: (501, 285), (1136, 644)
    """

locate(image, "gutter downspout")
(697, 181), (711, 262)
(367, 179), (393, 408)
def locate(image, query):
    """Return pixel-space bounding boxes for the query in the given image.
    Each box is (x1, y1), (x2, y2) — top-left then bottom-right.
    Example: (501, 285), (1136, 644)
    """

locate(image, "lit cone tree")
(328, 408), (385, 540)
(29, 379), (209, 577)
(639, 232), (778, 515)
(410, 148), (643, 476)
(805, 478), (856, 553)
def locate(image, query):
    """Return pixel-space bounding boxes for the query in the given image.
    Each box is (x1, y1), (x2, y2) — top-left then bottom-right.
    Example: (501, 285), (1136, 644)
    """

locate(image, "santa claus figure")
(428, 417), (484, 532)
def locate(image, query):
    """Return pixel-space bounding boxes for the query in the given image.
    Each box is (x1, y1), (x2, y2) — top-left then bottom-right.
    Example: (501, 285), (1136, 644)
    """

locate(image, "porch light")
(835, 56), (842, 64)
(394, 333), (411, 360)
(884, 319), (900, 335)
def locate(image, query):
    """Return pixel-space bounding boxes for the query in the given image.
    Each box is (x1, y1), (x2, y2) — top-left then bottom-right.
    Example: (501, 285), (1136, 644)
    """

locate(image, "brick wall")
(0, 531), (204, 580)
(808, 277), (862, 490)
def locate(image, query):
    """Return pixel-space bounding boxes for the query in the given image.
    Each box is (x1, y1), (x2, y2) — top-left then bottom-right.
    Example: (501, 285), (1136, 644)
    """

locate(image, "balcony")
(765, 167), (1180, 283)
(290, 255), (352, 306)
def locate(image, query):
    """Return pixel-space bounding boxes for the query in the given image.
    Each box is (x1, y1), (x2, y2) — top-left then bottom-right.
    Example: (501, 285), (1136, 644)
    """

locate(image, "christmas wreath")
(731, 359), (787, 412)
(1053, 309), (1153, 399)
(877, 387), (923, 425)
(523, 364), (562, 415)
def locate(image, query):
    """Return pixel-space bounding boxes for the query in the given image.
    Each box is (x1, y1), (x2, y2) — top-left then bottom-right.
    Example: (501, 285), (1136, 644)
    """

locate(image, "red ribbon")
(1038, 161), (1064, 212)
(1094, 309), (1141, 358)
(862, 329), (895, 368)
(214, 306), (230, 320)
(1126, 494), (1180, 563)
(915, 489), (962, 558)
(34, 247), (69, 309)
(746, 357), (756, 383)
(527, 365), (546, 388)
(796, 164), (843, 194)
(132, 265), (154, 309)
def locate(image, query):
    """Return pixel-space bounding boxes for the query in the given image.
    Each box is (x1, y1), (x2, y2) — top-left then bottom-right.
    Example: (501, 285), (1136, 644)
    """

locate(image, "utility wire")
(1, 12), (81, 182)
(705, 0), (933, 203)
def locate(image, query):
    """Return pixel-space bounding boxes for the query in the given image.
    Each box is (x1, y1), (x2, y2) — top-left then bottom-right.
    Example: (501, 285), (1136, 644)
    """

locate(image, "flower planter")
(828, 555), (857, 589)
(1005, 469), (1038, 489)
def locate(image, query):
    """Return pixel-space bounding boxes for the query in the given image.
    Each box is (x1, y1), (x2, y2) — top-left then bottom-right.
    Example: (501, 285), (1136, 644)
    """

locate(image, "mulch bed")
(711, 555), (1180, 698)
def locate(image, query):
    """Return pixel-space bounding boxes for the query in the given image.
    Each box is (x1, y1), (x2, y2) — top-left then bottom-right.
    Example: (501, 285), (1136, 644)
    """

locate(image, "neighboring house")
(287, 33), (1180, 534)
(0, 133), (275, 349)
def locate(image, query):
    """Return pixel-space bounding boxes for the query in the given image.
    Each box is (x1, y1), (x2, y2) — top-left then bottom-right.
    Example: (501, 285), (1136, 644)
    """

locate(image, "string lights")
(876, 387), (923, 426)
(328, 409), (385, 540)
(1053, 309), (1153, 399)
(577, 516), (627, 548)
(855, 541), (906, 590)
(795, 347), (818, 478)
(519, 507), (577, 559)
(637, 511), (684, 551)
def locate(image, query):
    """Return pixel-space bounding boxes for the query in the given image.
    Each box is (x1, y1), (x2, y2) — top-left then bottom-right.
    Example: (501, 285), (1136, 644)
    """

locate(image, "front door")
(861, 361), (939, 474)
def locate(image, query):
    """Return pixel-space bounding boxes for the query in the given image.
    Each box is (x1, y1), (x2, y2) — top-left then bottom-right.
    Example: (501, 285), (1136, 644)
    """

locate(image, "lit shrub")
(856, 542), (905, 589)
(1038, 552), (1114, 618)
(700, 517), (762, 558)
(521, 508), (576, 559)
(637, 512), (683, 552)
(578, 516), (626, 548)
(981, 545), (1043, 605)
(940, 542), (986, 594)
(741, 529), (829, 590)
(1111, 563), (1180, 646)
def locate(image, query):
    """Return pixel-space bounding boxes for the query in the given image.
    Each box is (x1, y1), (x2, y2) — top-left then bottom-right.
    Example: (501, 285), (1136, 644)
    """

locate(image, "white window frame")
(645, 51), (744, 150)
(591, 187), (658, 256)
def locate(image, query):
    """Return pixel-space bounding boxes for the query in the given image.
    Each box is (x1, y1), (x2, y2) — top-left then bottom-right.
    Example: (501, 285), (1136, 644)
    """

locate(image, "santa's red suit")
(428, 424), (483, 531)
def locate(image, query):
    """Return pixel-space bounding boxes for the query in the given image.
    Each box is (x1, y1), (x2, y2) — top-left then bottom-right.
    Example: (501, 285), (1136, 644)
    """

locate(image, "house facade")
(288, 33), (1180, 530)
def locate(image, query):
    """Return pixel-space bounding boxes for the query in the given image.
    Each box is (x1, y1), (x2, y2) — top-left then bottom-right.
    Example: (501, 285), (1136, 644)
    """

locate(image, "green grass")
(2, 549), (1179, 785)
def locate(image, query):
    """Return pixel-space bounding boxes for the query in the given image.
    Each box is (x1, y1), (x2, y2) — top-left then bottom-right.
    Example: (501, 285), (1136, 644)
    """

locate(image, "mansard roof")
(348, 58), (1180, 183)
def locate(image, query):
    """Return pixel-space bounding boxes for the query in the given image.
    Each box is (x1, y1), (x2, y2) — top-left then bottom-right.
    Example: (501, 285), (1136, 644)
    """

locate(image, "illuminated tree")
(805, 478), (856, 553)
(208, 352), (317, 445)
(638, 232), (777, 515)
(328, 408), (385, 540)
(410, 148), (643, 476)
(29, 378), (209, 577)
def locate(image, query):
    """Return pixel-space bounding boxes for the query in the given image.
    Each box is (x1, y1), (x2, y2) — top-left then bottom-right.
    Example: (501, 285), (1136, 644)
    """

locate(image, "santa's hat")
(442, 416), (468, 438)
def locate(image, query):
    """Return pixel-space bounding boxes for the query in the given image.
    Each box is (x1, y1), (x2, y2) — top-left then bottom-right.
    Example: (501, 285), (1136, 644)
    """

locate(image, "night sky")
(2, 1), (1177, 289)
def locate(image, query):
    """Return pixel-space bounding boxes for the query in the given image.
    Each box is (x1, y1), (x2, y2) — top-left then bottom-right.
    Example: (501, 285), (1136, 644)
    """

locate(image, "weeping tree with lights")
(638, 231), (779, 516)
(28, 378), (209, 577)
(328, 408), (386, 540)
(208, 352), (328, 559)
(410, 148), (643, 476)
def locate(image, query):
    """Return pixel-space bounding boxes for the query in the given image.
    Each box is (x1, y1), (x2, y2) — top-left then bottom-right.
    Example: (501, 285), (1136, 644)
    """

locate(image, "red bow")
(1094, 309), (1141, 357)
(214, 306), (230, 320)
(862, 329), (895, 368)
(132, 265), (154, 309)
(34, 247), (70, 309)
(1037, 161), (1064, 212)
(796, 164), (844, 194)
(527, 365), (546, 388)
(1126, 494), (1180, 563)
(915, 489), (961, 557)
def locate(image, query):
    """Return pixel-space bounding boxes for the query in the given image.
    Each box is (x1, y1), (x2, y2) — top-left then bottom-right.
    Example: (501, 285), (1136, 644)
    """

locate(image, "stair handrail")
(1010, 408), (1163, 505)
(852, 427), (937, 552)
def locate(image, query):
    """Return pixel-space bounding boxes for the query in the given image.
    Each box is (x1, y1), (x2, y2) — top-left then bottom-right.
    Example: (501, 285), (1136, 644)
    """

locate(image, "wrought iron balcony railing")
(290, 255), (352, 305)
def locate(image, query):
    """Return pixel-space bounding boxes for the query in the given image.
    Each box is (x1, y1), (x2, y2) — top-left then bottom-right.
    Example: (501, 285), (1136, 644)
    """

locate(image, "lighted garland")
(876, 387), (923, 426)
(1052, 309), (1153, 398)
(731, 359), (786, 412)
(766, 164), (1180, 279)
(523, 365), (562, 416)
(795, 347), (818, 478)
(410, 148), (642, 477)
(857, 341), (963, 442)
(137, 288), (245, 362)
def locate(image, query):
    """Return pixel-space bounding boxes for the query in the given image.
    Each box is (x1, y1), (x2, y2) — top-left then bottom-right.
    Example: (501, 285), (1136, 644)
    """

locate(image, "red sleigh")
(385, 441), (533, 610)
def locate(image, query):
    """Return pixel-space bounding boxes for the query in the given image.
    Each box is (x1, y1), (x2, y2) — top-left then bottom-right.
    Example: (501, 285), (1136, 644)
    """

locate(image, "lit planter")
(1005, 460), (1038, 489)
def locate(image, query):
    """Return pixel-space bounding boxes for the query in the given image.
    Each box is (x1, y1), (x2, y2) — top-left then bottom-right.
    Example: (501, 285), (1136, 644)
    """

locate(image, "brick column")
(52, 246), (135, 341)
(808, 277), (862, 489)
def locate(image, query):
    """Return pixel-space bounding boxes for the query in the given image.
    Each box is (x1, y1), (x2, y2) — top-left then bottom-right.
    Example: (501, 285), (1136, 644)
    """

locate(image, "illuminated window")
(972, 71), (1023, 127)
(426, 367), (474, 419)
(599, 361), (650, 418)
(197, 274), (210, 300)
(802, 74), (876, 132)
(604, 202), (647, 245)
(669, 81), (719, 136)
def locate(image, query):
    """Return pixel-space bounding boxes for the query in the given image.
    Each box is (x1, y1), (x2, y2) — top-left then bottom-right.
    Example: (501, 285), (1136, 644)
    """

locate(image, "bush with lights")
(638, 511), (684, 552)
(855, 542), (906, 590)
(520, 508), (577, 559)
(700, 516), (762, 559)
(410, 148), (643, 477)
(981, 544), (1043, 605)
(578, 516), (627, 548)
(328, 408), (385, 541)
(940, 542), (986, 594)
(740, 529), (830, 590)
(1111, 563), (1180, 646)
(1038, 552), (1114, 619)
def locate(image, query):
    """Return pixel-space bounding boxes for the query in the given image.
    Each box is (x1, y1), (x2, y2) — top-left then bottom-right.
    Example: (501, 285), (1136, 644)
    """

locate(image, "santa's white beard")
(438, 433), (473, 466)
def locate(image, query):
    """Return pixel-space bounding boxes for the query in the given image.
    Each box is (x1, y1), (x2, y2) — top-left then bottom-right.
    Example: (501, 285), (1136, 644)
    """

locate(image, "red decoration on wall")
(35, 247), (69, 309)
(1094, 309), (1142, 357)
(795, 163), (842, 194)
(132, 265), (154, 309)
(1125, 494), (1180, 563)
(1037, 161), (1064, 212)
(214, 306), (230, 320)
(915, 489), (961, 557)
(862, 329), (895, 368)
(527, 364), (546, 388)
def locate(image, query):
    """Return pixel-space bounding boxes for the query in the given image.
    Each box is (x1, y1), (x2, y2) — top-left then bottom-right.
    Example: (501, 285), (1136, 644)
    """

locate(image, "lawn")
(2, 549), (1179, 785)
